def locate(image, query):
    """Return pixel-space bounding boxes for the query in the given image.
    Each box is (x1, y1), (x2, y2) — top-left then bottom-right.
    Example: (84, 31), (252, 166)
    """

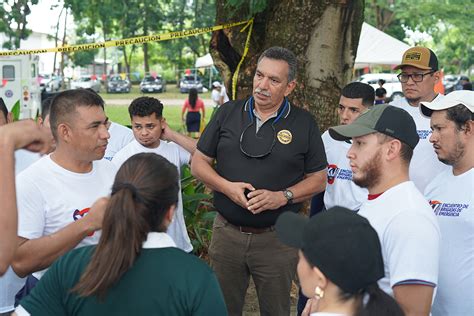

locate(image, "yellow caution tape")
(231, 18), (254, 100)
(0, 20), (250, 56)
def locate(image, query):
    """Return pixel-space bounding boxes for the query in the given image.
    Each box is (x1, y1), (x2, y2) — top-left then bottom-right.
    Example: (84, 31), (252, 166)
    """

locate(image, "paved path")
(104, 98), (214, 106)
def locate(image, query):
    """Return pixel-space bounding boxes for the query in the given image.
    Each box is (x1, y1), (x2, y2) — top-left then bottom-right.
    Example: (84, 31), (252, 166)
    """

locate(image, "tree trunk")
(212, 0), (364, 131)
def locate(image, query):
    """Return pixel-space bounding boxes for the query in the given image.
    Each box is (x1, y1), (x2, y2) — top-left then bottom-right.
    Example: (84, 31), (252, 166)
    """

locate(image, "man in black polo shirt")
(191, 46), (327, 315)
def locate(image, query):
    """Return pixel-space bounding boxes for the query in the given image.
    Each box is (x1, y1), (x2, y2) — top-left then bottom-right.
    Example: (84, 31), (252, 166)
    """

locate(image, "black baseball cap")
(276, 207), (384, 294)
(328, 104), (419, 149)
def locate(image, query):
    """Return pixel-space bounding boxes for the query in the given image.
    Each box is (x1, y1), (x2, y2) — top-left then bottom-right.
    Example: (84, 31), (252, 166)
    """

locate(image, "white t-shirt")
(358, 181), (440, 296)
(104, 122), (134, 161)
(211, 87), (229, 106)
(424, 168), (474, 316)
(16, 156), (117, 279)
(0, 152), (41, 312)
(14, 150), (41, 175)
(322, 131), (367, 211)
(390, 96), (450, 192)
(112, 140), (193, 252)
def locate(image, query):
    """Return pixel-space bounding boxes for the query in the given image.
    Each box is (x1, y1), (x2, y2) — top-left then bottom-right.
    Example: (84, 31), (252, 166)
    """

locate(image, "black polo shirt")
(197, 98), (327, 227)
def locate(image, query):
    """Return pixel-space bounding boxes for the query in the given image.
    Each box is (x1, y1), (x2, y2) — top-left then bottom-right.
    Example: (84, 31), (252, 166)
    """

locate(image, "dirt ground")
(243, 280), (298, 315)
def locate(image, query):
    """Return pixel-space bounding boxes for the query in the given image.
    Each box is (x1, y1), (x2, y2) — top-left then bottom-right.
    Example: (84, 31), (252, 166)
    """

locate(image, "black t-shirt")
(197, 99), (327, 227)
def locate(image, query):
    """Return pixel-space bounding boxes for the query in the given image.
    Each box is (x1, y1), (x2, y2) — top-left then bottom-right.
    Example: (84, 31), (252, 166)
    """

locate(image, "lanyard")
(246, 97), (289, 125)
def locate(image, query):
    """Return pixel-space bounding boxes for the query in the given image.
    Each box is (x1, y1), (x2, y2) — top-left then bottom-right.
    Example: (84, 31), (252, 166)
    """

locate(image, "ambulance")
(0, 55), (41, 119)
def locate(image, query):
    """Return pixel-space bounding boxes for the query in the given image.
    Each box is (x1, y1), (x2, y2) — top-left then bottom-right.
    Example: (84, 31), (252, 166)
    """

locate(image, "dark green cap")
(329, 104), (419, 149)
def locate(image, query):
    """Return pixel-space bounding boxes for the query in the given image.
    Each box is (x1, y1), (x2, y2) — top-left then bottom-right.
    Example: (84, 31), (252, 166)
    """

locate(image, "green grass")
(106, 105), (213, 133)
(99, 85), (212, 100)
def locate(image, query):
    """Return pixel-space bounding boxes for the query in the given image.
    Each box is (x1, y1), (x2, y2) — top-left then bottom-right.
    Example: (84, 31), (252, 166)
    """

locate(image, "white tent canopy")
(194, 23), (410, 70)
(354, 22), (410, 69)
(195, 53), (214, 68)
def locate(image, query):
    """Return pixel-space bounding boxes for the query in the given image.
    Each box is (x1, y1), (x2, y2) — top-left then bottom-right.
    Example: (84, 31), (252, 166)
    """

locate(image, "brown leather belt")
(217, 214), (275, 234)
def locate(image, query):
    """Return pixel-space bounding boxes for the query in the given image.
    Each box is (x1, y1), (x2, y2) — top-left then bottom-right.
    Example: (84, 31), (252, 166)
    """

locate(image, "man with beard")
(12, 89), (117, 286)
(420, 90), (474, 316)
(391, 46), (449, 192)
(191, 47), (327, 315)
(329, 104), (440, 316)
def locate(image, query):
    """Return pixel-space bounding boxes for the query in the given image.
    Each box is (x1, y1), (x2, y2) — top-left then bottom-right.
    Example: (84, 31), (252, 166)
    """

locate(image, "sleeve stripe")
(394, 279), (437, 287)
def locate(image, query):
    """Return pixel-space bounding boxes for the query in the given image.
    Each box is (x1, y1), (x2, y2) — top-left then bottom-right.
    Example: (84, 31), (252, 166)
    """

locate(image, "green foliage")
(364, 1), (474, 73)
(69, 37), (98, 67)
(0, 0), (39, 49)
(181, 166), (216, 258)
(226, 0), (268, 18)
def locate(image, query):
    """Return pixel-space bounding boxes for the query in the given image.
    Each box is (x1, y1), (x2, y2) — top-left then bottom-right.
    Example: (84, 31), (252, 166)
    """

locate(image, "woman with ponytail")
(15, 153), (227, 316)
(181, 88), (205, 137)
(276, 206), (404, 316)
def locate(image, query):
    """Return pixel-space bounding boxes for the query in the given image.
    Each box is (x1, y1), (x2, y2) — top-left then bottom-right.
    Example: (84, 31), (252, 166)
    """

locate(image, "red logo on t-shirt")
(73, 208), (94, 236)
(327, 164), (338, 184)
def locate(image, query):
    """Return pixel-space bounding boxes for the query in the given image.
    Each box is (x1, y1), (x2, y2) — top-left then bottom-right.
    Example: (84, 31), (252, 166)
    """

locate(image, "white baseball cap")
(212, 81), (221, 88)
(420, 90), (474, 117)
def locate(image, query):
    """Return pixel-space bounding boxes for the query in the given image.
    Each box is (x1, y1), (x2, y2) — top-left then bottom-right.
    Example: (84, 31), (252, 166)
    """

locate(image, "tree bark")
(212, 0), (364, 131)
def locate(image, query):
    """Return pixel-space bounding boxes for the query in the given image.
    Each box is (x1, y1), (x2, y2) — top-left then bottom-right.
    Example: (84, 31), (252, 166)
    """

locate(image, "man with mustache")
(421, 91), (474, 316)
(391, 46), (449, 192)
(329, 104), (440, 316)
(191, 47), (327, 315)
(12, 89), (117, 289)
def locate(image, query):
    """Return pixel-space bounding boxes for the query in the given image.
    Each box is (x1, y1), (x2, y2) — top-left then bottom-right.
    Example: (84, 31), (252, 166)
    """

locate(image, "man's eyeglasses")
(397, 71), (435, 83)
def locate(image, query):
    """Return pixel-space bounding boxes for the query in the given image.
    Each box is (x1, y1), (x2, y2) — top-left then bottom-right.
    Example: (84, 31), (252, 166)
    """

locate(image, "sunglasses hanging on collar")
(239, 97), (289, 158)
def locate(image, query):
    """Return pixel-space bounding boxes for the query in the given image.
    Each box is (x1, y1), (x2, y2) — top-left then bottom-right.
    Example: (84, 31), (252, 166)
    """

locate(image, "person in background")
(276, 207), (404, 316)
(459, 76), (472, 91)
(113, 96), (196, 253)
(181, 88), (205, 137)
(15, 153), (227, 316)
(329, 104), (440, 316)
(375, 79), (387, 105)
(210, 81), (230, 119)
(391, 46), (449, 192)
(84, 89), (134, 161)
(420, 91), (474, 316)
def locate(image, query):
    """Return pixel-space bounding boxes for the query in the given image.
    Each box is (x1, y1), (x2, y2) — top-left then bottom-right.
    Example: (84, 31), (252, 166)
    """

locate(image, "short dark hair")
(129, 97), (163, 118)
(446, 104), (474, 130)
(0, 97), (8, 121)
(49, 89), (105, 140)
(41, 97), (54, 120)
(377, 133), (413, 164)
(341, 82), (375, 107)
(257, 46), (297, 82)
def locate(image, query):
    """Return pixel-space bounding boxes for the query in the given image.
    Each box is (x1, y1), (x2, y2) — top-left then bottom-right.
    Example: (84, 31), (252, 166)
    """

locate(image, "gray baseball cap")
(329, 104), (419, 149)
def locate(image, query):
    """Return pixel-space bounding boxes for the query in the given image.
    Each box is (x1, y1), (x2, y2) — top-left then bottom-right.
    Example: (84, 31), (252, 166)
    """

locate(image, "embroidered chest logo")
(327, 164), (353, 184)
(277, 130), (292, 144)
(429, 200), (469, 217)
(417, 129), (432, 139)
(73, 207), (94, 236)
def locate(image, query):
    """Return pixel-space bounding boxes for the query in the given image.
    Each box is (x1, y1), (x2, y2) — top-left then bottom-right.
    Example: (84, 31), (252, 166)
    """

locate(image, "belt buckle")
(239, 226), (253, 235)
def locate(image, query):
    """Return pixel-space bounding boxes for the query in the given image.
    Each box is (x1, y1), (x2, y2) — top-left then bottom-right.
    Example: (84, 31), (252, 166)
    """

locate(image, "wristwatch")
(283, 189), (294, 205)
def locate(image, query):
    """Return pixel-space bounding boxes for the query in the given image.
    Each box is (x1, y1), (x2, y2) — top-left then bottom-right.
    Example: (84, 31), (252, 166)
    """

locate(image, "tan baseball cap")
(395, 46), (439, 71)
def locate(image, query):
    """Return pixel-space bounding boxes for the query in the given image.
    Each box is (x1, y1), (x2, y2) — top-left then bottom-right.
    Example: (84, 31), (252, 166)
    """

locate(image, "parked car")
(140, 75), (166, 93)
(179, 75), (203, 93)
(443, 75), (466, 93)
(357, 73), (404, 102)
(107, 75), (131, 93)
(39, 74), (61, 92)
(71, 76), (101, 93)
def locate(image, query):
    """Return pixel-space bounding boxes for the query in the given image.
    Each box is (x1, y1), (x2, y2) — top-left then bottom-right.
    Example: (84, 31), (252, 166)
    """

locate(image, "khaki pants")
(209, 215), (298, 316)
